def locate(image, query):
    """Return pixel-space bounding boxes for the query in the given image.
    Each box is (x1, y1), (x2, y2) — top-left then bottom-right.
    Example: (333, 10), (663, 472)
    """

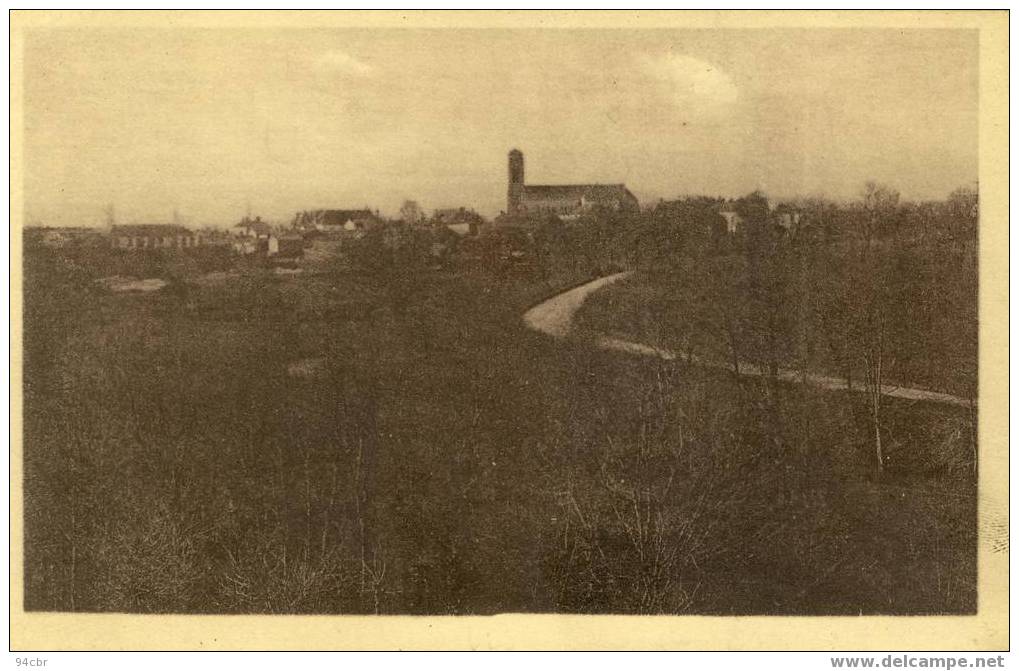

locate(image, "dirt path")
(524, 272), (973, 408)
(523, 272), (631, 338)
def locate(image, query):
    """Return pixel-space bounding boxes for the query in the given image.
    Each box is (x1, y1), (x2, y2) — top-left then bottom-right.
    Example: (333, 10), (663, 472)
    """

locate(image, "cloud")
(642, 53), (738, 112)
(313, 49), (374, 77)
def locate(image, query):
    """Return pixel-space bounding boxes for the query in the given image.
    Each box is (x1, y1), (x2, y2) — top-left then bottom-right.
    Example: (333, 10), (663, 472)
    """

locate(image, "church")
(506, 149), (640, 218)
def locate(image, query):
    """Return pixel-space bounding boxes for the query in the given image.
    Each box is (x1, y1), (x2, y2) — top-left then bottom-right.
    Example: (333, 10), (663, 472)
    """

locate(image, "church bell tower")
(507, 149), (524, 216)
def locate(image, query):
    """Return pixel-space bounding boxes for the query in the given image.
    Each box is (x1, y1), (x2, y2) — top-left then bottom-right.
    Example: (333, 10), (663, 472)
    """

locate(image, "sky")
(21, 28), (978, 227)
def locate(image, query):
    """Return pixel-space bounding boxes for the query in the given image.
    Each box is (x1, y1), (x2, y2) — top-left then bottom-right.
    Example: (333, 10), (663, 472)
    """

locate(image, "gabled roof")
(235, 219), (273, 235)
(111, 224), (193, 236)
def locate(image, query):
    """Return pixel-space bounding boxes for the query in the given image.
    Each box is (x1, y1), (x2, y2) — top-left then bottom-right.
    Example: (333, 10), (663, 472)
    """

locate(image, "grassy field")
(22, 236), (976, 615)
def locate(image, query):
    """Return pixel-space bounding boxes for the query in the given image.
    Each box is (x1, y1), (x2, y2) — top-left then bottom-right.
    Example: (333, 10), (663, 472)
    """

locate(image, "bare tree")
(860, 181), (901, 248)
(860, 297), (894, 475)
(862, 333), (885, 474)
(399, 199), (425, 225)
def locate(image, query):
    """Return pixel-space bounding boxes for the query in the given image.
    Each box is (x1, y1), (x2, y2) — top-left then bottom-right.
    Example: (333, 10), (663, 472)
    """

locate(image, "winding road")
(523, 273), (632, 338)
(523, 272), (973, 408)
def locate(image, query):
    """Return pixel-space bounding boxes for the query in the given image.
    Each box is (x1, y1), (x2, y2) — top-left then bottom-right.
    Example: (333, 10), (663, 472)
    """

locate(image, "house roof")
(111, 224), (193, 236)
(27, 226), (96, 233)
(522, 183), (636, 203)
(235, 219), (273, 235)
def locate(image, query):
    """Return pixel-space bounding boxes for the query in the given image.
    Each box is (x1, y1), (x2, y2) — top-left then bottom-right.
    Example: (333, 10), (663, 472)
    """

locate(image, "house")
(718, 208), (743, 234)
(506, 149), (639, 218)
(233, 216), (273, 238)
(110, 224), (202, 250)
(232, 216), (276, 254)
(772, 204), (803, 232)
(291, 209), (381, 234)
(233, 231), (305, 258)
(433, 207), (486, 236)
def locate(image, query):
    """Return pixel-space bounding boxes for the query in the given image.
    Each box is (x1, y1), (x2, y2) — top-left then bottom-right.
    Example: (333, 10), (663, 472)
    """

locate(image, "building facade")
(110, 224), (202, 250)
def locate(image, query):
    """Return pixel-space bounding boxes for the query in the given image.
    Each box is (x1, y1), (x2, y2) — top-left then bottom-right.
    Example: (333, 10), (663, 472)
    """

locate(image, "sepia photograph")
(9, 9), (1009, 652)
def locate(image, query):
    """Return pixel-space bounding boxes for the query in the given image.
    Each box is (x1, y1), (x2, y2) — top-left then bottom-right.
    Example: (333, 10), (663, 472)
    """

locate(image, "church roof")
(522, 183), (635, 202)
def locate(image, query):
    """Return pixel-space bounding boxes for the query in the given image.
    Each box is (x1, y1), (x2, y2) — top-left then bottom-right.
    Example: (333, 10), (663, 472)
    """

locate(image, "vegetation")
(22, 184), (977, 614)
